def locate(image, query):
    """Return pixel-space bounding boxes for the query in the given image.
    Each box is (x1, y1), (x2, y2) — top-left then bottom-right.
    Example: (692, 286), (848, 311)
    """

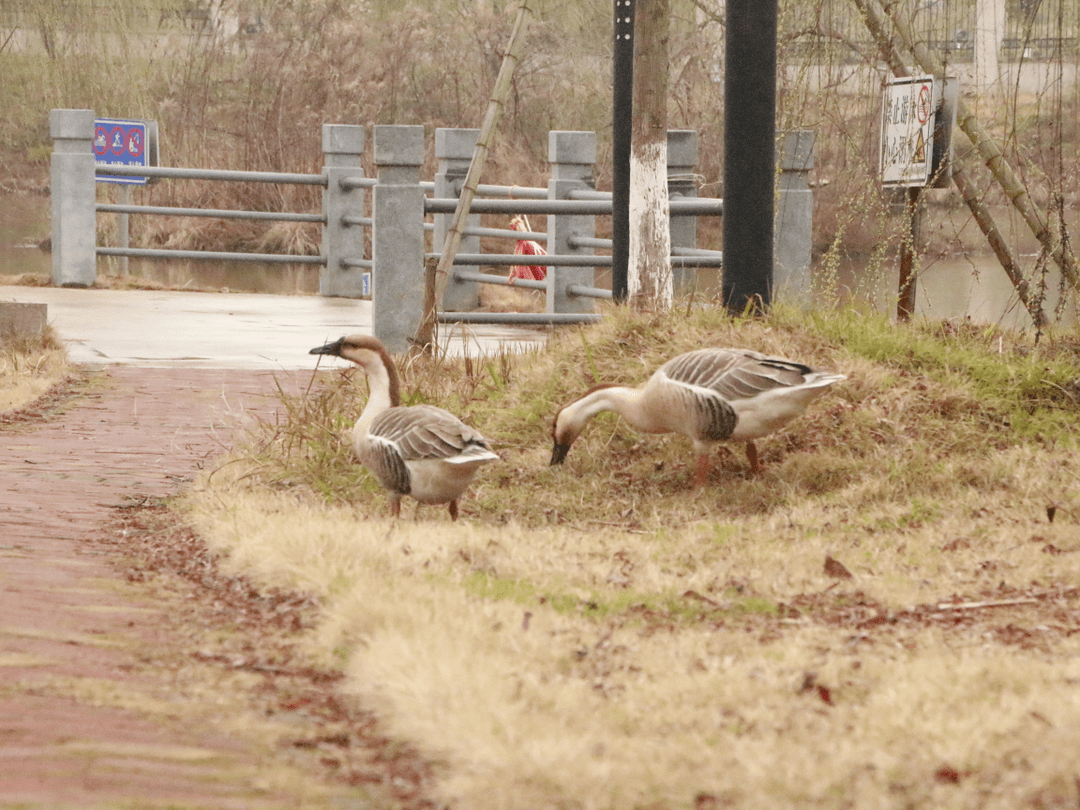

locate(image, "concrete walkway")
(0, 285), (547, 369)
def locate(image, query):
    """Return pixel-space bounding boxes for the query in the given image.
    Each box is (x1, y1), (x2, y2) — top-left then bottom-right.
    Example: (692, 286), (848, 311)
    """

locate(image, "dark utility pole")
(722, 0), (778, 313)
(611, 0), (634, 302)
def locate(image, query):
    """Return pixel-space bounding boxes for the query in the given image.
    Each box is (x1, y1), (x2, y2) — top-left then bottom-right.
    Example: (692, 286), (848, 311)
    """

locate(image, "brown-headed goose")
(550, 347), (846, 486)
(310, 335), (499, 520)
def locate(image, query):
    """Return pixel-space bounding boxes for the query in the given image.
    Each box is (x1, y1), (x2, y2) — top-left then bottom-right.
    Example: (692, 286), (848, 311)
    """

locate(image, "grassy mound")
(185, 306), (1080, 809)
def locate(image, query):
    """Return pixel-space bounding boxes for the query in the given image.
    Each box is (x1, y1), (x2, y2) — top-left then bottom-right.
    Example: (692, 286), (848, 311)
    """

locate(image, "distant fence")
(50, 109), (814, 353)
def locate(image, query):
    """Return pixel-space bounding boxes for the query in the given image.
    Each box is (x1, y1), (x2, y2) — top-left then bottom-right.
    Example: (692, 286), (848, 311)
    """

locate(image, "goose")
(550, 347), (846, 487)
(309, 335), (499, 520)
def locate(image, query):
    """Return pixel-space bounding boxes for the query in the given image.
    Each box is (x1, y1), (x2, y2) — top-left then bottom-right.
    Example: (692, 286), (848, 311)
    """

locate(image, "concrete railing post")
(667, 129), (699, 296)
(372, 125), (425, 354)
(774, 130), (815, 308)
(321, 124), (367, 298)
(434, 128), (481, 311)
(547, 131), (597, 315)
(50, 109), (97, 287)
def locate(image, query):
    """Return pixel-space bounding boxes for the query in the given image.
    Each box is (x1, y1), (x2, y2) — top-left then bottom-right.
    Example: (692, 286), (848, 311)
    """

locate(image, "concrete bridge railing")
(50, 109), (814, 353)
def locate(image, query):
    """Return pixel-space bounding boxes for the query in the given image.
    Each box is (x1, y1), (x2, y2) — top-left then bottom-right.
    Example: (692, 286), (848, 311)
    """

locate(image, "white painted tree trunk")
(974, 0), (1005, 101)
(628, 141), (672, 308)
(628, 0), (672, 310)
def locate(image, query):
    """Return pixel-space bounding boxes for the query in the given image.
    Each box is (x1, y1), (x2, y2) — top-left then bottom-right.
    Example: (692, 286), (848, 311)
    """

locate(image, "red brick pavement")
(0, 366), (364, 809)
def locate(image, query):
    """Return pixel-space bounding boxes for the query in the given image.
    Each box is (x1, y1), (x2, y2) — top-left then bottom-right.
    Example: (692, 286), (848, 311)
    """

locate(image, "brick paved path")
(0, 367), (363, 809)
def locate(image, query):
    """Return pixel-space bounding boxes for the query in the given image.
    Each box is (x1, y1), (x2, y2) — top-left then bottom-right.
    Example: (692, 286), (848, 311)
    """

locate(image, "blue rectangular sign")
(94, 118), (155, 185)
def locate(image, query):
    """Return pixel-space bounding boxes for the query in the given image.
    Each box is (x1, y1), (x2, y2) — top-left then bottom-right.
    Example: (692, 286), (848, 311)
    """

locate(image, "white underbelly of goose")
(406, 458), (493, 504)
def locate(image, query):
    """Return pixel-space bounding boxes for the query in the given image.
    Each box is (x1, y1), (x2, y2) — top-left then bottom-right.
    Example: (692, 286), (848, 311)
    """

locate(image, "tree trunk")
(628, 0), (672, 310)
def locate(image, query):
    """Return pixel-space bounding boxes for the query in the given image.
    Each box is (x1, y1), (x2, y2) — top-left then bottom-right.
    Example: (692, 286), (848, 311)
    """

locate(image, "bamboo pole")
(853, 0), (1051, 326)
(855, 0), (1077, 290)
(412, 0), (534, 353)
(951, 156), (1048, 327)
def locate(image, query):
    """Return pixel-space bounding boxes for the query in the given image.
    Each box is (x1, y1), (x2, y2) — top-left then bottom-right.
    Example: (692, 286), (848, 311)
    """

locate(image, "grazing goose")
(309, 335), (499, 520)
(550, 347), (846, 487)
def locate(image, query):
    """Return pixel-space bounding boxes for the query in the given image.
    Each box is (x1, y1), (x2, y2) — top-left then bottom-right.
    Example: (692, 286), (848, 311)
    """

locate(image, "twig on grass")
(934, 597), (1040, 611)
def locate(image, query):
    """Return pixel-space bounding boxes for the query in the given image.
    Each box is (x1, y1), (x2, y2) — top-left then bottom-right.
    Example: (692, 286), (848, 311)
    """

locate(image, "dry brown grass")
(183, 305), (1080, 809)
(0, 326), (70, 413)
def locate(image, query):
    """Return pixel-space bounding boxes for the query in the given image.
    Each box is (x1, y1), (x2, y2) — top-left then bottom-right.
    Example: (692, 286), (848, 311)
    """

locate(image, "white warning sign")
(880, 75), (937, 187)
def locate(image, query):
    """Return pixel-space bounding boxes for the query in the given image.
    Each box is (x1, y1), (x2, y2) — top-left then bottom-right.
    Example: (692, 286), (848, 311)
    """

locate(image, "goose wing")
(659, 348), (818, 402)
(370, 405), (497, 464)
(360, 405), (496, 497)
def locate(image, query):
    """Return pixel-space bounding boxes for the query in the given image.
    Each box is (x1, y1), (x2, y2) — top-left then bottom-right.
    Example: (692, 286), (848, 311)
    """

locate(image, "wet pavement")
(0, 286), (548, 369)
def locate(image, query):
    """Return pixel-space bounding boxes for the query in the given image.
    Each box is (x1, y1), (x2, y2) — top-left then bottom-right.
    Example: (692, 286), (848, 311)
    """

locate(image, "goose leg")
(745, 441), (760, 473)
(448, 499), (459, 521)
(693, 454), (711, 488)
(390, 499), (401, 519)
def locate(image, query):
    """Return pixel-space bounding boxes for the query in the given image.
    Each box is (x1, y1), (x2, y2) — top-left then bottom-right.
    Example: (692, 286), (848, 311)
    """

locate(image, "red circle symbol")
(109, 126), (126, 156)
(916, 85), (932, 124)
(126, 129), (144, 158)
(93, 127), (109, 156)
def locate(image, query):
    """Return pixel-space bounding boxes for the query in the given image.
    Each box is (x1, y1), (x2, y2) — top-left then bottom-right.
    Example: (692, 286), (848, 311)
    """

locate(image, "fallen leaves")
(824, 554), (854, 579)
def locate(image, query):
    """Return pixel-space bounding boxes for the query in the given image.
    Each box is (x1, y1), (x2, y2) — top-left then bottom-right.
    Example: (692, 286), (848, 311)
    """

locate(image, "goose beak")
(309, 338), (343, 357)
(550, 442), (570, 466)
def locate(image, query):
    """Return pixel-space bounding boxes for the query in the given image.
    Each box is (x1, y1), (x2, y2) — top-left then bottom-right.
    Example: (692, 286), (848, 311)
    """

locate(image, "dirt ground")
(0, 366), (437, 810)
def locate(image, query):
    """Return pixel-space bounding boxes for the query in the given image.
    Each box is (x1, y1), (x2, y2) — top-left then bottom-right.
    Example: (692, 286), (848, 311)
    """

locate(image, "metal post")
(547, 131), (597, 315)
(372, 125), (425, 353)
(118, 185), (131, 276)
(612, 0), (635, 303)
(435, 128), (482, 311)
(722, 0), (778, 313)
(773, 130), (815, 308)
(667, 129), (699, 296)
(50, 109), (97, 287)
(321, 124), (367, 298)
(897, 186), (921, 322)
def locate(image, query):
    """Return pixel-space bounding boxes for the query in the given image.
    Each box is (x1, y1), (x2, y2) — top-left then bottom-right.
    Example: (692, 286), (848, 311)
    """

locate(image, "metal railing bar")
(95, 165), (327, 186)
(568, 234), (720, 259)
(341, 257), (373, 269)
(671, 255), (722, 267)
(462, 224), (548, 242)
(426, 198), (612, 215)
(439, 311), (602, 325)
(569, 236), (611, 250)
(567, 188), (612, 201)
(424, 197), (723, 215)
(671, 198), (723, 214)
(342, 215), (373, 227)
(672, 246), (723, 258)
(474, 183), (548, 199)
(453, 269), (548, 291)
(428, 252), (612, 267)
(568, 284), (614, 299)
(437, 252), (718, 267)
(433, 251), (719, 268)
(97, 247), (325, 264)
(339, 175), (376, 190)
(97, 203), (324, 223)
